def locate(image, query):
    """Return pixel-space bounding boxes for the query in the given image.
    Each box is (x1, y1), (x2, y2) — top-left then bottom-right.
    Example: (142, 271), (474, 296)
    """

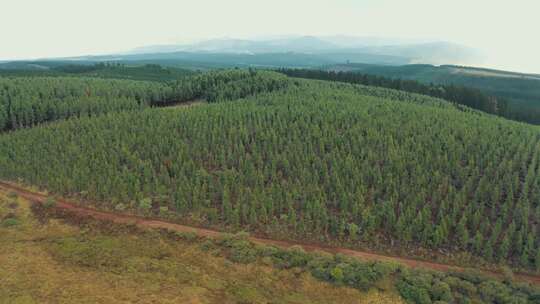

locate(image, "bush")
(306, 253), (395, 291)
(443, 276), (476, 297)
(477, 280), (503, 302)
(307, 255), (334, 281)
(7, 191), (18, 199)
(228, 239), (257, 264)
(397, 270), (435, 304)
(2, 217), (20, 227)
(430, 280), (453, 302)
(212, 232), (259, 263)
(452, 293), (472, 304)
(373, 262), (401, 276)
(256, 244), (279, 257)
(529, 292), (540, 303)
(396, 279), (432, 304)
(330, 266), (344, 284)
(175, 231), (198, 242)
(199, 239), (216, 252)
(452, 269), (489, 285)
(341, 261), (387, 291)
(271, 245), (311, 269)
(477, 280), (528, 303)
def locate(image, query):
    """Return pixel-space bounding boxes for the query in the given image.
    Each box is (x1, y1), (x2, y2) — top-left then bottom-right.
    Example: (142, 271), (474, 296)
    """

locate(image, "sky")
(1, 0), (539, 73)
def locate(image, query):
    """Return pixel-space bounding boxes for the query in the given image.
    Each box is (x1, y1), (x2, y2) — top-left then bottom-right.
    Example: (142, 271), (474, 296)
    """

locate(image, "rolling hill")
(325, 63), (540, 123)
(1, 70), (540, 303)
(1, 71), (539, 273)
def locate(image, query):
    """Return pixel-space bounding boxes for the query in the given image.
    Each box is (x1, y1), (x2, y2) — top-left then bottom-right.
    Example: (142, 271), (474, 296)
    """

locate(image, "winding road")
(1, 180), (539, 285)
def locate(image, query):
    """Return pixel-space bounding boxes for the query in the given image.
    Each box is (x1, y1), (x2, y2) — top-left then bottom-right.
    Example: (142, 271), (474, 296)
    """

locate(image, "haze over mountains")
(125, 36), (481, 66)
(0, 35), (482, 70)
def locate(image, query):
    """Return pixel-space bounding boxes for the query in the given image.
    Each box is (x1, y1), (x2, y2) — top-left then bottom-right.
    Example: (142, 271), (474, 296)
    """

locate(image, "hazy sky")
(2, 0), (539, 73)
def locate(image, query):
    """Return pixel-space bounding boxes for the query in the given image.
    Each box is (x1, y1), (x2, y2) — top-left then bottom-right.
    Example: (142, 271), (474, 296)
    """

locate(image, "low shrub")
(255, 244), (279, 257)
(271, 245), (311, 269)
(175, 231), (198, 242)
(199, 239), (216, 252)
(227, 239), (258, 264)
(2, 217), (20, 227)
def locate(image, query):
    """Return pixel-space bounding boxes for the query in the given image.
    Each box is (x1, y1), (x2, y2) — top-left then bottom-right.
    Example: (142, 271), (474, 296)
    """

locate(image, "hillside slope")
(1, 76), (539, 273)
(0, 70), (289, 131)
(326, 63), (540, 123)
(0, 76), (168, 131)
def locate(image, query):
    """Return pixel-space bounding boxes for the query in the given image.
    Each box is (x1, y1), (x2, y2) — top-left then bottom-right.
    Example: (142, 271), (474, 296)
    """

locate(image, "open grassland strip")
(1, 180), (539, 286)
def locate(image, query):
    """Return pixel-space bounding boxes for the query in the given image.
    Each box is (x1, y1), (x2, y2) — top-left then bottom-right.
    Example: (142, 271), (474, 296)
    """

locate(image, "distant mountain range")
(0, 36), (481, 70)
(124, 36), (481, 66)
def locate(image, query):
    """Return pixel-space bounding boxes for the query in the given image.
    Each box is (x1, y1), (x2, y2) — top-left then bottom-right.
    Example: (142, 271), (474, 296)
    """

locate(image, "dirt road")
(1, 180), (539, 285)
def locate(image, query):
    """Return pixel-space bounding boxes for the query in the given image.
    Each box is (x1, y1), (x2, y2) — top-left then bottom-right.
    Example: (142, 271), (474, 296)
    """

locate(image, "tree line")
(212, 233), (540, 304)
(0, 63), (195, 82)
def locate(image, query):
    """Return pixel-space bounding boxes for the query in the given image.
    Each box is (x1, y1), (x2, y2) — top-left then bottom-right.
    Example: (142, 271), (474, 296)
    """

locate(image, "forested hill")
(0, 77), (167, 131)
(278, 68), (524, 123)
(0, 63), (196, 82)
(1, 74), (539, 275)
(0, 70), (289, 131)
(322, 64), (540, 124)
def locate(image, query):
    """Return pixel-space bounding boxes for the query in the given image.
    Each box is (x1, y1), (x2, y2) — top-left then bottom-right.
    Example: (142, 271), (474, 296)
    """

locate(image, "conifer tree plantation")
(0, 70), (289, 131)
(0, 77), (165, 131)
(1, 70), (539, 276)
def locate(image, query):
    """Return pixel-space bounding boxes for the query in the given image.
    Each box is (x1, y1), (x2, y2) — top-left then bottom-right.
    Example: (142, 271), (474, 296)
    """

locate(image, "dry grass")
(0, 193), (403, 304)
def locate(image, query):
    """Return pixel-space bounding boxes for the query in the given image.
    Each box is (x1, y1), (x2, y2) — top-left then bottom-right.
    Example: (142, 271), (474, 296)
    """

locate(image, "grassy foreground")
(2, 192), (540, 303)
(0, 193), (402, 304)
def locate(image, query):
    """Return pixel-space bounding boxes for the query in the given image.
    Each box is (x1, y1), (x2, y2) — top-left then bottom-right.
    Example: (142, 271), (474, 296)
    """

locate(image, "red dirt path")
(1, 180), (539, 285)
